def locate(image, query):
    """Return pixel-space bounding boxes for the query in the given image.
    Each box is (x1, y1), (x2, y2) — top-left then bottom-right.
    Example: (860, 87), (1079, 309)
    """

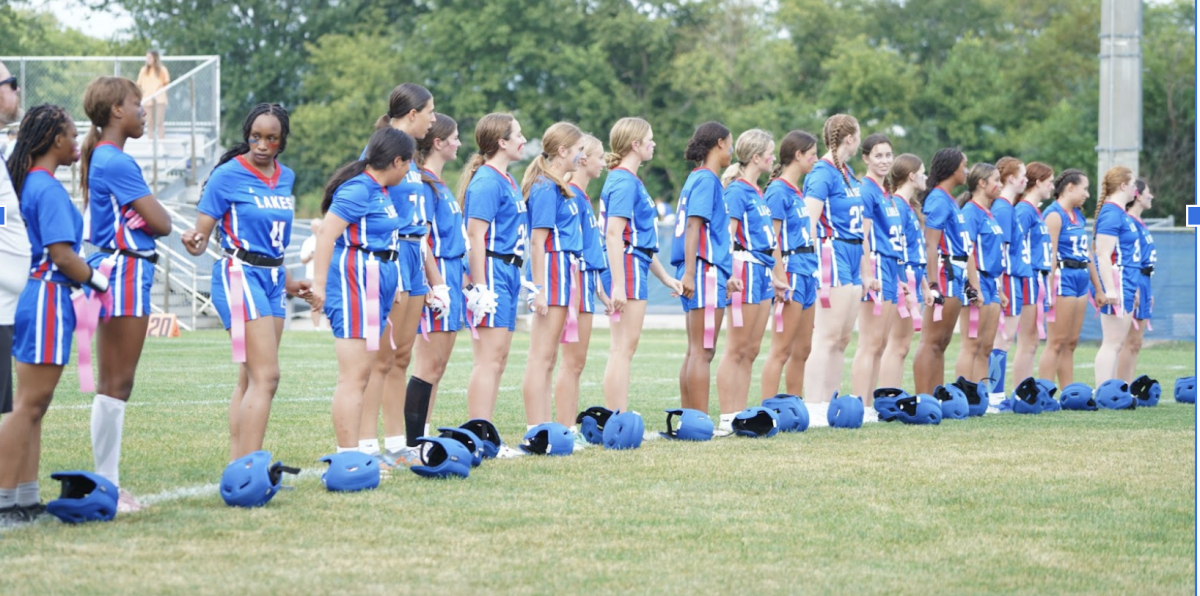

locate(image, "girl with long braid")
(912, 149), (968, 394)
(181, 103), (311, 460)
(671, 122), (738, 425)
(803, 114), (864, 403)
(761, 131), (819, 399)
(521, 122), (586, 428)
(849, 133), (901, 404)
(955, 163), (1005, 384)
(80, 77), (172, 512)
(1117, 179), (1155, 381)
(0, 106), (110, 526)
(1037, 169), (1102, 386)
(1011, 162), (1054, 387)
(407, 113), (464, 434)
(877, 154), (928, 388)
(556, 134), (613, 443)
(1092, 166), (1139, 386)
(716, 129), (778, 429)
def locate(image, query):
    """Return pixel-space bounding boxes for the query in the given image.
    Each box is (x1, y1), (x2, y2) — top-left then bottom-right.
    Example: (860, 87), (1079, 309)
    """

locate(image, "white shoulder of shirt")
(0, 159), (31, 256)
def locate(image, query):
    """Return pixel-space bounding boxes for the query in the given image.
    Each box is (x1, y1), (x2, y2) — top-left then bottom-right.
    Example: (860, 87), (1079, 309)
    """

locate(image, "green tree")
(1140, 0), (1195, 220)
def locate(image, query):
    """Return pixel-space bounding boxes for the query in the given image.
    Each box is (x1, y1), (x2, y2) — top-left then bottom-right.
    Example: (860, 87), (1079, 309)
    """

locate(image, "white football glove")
(428, 284), (452, 320)
(464, 284), (499, 326)
(520, 278), (542, 309)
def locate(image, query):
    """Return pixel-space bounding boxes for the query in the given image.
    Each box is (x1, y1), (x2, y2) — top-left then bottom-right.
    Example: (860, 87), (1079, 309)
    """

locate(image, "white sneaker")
(117, 488), (144, 513)
(572, 431), (592, 450)
(384, 446), (421, 467)
(713, 425), (734, 438)
(495, 444), (527, 459)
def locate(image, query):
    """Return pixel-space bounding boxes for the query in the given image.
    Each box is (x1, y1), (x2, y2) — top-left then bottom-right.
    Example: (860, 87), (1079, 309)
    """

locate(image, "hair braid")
(6, 105), (72, 200)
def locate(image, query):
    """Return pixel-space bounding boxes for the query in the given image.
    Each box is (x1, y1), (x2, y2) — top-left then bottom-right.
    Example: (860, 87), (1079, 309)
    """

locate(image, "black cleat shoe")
(20, 502), (47, 520)
(0, 505), (32, 528)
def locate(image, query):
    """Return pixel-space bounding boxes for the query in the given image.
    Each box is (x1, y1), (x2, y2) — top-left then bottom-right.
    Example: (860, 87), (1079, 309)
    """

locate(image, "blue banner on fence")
(646, 223), (1195, 341)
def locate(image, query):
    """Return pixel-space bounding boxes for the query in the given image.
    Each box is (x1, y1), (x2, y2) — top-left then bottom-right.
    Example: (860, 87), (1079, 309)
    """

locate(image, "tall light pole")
(1097, 0), (1142, 180)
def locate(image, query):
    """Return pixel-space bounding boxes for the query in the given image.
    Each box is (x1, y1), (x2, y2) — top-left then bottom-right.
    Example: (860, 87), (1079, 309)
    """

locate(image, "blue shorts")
(580, 269), (603, 315)
(1000, 274), (1023, 316)
(862, 254), (901, 304)
(820, 239), (863, 287)
(676, 261), (728, 312)
(732, 258), (773, 304)
(601, 253), (650, 301)
(86, 252), (154, 318)
(13, 279), (75, 366)
(397, 239), (428, 297)
(786, 271), (817, 309)
(1135, 271), (1152, 320)
(325, 247), (400, 340)
(1057, 265), (1091, 298)
(422, 257), (465, 333)
(937, 260), (969, 303)
(978, 273), (1000, 306)
(1099, 265), (1138, 316)
(478, 255), (521, 331)
(212, 259), (287, 330)
(541, 251), (576, 307)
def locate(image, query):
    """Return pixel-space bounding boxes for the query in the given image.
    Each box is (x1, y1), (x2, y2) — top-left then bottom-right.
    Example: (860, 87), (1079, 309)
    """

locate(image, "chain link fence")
(0, 56), (221, 196)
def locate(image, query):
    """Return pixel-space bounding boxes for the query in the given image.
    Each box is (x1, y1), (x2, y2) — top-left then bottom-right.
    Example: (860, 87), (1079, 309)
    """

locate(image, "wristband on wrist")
(85, 266), (109, 293)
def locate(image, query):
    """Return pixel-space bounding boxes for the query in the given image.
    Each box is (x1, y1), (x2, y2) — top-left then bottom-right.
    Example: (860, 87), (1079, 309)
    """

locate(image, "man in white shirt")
(0, 60), (27, 418)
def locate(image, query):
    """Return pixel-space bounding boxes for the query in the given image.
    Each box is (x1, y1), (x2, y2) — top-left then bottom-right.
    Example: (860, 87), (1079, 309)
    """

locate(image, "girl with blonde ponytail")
(803, 114), (864, 403)
(80, 76), (172, 512)
(599, 117), (682, 413)
(520, 122), (587, 429)
(555, 134), (613, 443)
(760, 130), (820, 399)
(714, 129), (776, 433)
(1092, 166), (1139, 385)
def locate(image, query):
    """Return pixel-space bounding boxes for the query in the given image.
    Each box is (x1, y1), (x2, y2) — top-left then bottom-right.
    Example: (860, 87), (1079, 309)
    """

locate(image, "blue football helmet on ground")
(1096, 379), (1136, 410)
(661, 409), (714, 441)
(827, 393), (864, 429)
(761, 395), (806, 432)
(1059, 383), (1097, 411)
(460, 419), (502, 459)
(46, 471), (118, 524)
(520, 422), (575, 456)
(1012, 377), (1046, 415)
(895, 395), (942, 425)
(953, 376), (989, 417)
(933, 384), (969, 420)
(1175, 377), (1196, 403)
(220, 451), (299, 508)
(411, 437), (472, 479)
(1035, 379), (1061, 411)
(438, 427), (486, 467)
(873, 387), (909, 422)
(732, 407), (780, 438)
(603, 411), (645, 450)
(1130, 375), (1161, 408)
(319, 451), (380, 492)
(576, 406), (615, 445)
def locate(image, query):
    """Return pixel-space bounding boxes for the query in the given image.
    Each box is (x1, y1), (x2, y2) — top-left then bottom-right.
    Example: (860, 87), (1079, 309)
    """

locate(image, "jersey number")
(268, 221), (287, 250)
(848, 206), (863, 235)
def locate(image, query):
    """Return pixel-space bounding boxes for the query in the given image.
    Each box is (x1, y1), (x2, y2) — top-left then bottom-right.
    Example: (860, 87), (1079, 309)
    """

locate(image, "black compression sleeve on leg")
(405, 376), (433, 447)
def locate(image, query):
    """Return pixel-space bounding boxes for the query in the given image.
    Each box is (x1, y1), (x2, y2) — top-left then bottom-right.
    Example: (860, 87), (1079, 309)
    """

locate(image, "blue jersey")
(726, 179), (776, 268)
(765, 178), (816, 275)
(671, 168), (731, 277)
(329, 172), (401, 252)
(1094, 202), (1141, 268)
(896, 198), (926, 266)
(465, 164), (526, 257)
(963, 200), (1005, 276)
(421, 169), (465, 259)
(600, 167), (658, 262)
(1011, 200), (1040, 277)
(528, 177), (582, 254)
(86, 142), (156, 251)
(805, 158), (863, 241)
(1132, 215), (1155, 268)
(571, 183), (607, 272)
(198, 156), (296, 260)
(22, 168), (83, 285)
(861, 177), (904, 260)
(1043, 201), (1089, 263)
(923, 187), (969, 259)
(361, 148), (426, 238)
(991, 195), (1015, 274)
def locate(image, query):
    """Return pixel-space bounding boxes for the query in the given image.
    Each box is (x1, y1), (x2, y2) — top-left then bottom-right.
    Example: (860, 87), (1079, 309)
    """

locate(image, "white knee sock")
(384, 436), (406, 453)
(91, 394), (126, 487)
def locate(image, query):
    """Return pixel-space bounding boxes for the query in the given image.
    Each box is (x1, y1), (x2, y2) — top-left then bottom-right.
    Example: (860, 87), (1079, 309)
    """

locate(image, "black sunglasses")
(0, 77), (16, 92)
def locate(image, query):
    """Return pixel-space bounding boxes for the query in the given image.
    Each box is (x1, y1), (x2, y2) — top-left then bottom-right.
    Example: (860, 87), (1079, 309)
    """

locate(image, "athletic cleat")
(371, 453), (397, 474)
(494, 444), (527, 459)
(713, 426), (734, 438)
(20, 502), (47, 520)
(384, 446), (421, 468)
(116, 488), (144, 513)
(572, 430), (592, 450)
(0, 505), (32, 527)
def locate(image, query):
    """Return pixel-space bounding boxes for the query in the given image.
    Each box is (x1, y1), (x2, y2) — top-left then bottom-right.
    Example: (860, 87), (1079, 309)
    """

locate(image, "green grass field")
(1, 328), (1195, 595)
